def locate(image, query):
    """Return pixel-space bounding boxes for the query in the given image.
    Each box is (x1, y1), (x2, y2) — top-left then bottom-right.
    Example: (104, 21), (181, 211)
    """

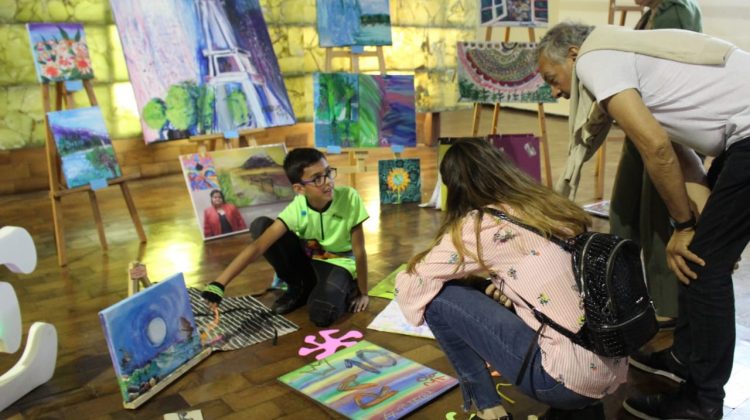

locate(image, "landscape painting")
(99, 273), (203, 404)
(27, 22), (94, 83)
(378, 159), (421, 204)
(317, 0), (392, 47)
(47, 106), (122, 189)
(179, 143), (294, 240)
(457, 41), (556, 104)
(479, 0), (548, 27)
(278, 340), (457, 419)
(314, 73), (415, 148)
(110, 0), (295, 144)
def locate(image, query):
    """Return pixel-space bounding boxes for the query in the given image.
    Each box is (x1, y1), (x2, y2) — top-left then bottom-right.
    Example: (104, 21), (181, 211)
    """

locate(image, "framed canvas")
(110, 0), (295, 144)
(317, 0), (392, 47)
(489, 133), (541, 182)
(583, 200), (610, 219)
(457, 41), (556, 104)
(47, 106), (122, 189)
(314, 73), (415, 148)
(26, 22), (94, 83)
(378, 159), (421, 204)
(99, 273), (204, 406)
(278, 340), (457, 419)
(179, 143), (294, 240)
(367, 300), (435, 339)
(479, 0), (548, 27)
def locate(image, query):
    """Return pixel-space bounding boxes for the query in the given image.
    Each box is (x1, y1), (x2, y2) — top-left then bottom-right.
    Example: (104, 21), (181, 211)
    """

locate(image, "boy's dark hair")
(283, 148), (325, 184)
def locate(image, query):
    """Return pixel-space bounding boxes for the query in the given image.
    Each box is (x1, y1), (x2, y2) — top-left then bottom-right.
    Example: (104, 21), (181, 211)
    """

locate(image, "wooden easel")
(592, 1), (645, 199)
(187, 127), (264, 156)
(42, 80), (146, 266)
(470, 26), (552, 188)
(323, 45), (389, 187)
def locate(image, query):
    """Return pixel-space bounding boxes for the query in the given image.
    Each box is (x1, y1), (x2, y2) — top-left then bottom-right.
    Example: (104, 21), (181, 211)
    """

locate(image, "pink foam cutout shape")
(297, 329), (363, 360)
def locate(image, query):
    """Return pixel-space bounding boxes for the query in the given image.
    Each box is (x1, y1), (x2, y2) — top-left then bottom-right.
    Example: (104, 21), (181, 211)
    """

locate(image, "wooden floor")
(2, 108), (749, 419)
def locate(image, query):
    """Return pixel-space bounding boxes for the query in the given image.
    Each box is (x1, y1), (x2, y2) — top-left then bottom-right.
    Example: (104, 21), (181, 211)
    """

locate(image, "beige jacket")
(556, 25), (736, 199)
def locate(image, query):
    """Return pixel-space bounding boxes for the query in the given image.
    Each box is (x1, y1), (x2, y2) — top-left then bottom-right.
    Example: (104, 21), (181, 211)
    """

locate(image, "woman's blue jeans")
(424, 282), (596, 412)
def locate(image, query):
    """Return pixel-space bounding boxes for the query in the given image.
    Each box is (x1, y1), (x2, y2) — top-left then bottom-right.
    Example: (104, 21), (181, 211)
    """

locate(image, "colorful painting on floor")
(314, 73), (415, 148)
(110, 0), (295, 144)
(457, 42), (556, 104)
(367, 300), (435, 339)
(26, 22), (94, 83)
(47, 106), (122, 189)
(179, 143), (294, 240)
(317, 0), (392, 47)
(489, 133), (541, 182)
(99, 273), (203, 404)
(278, 340), (457, 419)
(479, 0), (548, 27)
(378, 159), (421, 204)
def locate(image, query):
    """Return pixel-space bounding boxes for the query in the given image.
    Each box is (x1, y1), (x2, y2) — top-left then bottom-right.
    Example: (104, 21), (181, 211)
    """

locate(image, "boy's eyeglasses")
(299, 168), (337, 187)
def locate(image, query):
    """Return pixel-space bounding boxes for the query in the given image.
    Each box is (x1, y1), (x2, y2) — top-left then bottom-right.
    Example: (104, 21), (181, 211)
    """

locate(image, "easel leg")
(537, 104), (552, 188)
(347, 150), (356, 188)
(595, 145), (606, 200)
(472, 104), (482, 136)
(119, 183), (147, 243)
(87, 190), (108, 251)
(491, 104), (501, 135)
(50, 194), (66, 266)
(376, 46), (386, 75)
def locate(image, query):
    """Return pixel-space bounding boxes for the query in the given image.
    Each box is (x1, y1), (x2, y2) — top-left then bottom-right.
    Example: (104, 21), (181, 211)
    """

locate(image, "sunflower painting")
(378, 159), (421, 204)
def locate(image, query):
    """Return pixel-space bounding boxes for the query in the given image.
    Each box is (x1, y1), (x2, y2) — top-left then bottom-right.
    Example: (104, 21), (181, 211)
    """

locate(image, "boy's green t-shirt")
(277, 186), (369, 276)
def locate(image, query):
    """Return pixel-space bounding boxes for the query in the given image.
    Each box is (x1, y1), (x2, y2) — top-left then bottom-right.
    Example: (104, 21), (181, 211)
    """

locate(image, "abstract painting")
(47, 106), (122, 189)
(314, 73), (415, 148)
(378, 159), (421, 204)
(457, 42), (556, 104)
(317, 0), (392, 47)
(179, 143), (294, 240)
(27, 22), (94, 83)
(110, 0), (295, 144)
(367, 300), (435, 339)
(479, 0), (548, 27)
(489, 133), (541, 182)
(278, 340), (457, 419)
(99, 273), (203, 404)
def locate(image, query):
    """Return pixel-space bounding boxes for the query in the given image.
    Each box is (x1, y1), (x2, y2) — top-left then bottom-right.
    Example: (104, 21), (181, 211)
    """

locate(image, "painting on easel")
(457, 41), (556, 104)
(26, 22), (94, 83)
(99, 273), (204, 406)
(317, 0), (392, 47)
(314, 73), (416, 148)
(110, 0), (295, 144)
(378, 159), (421, 204)
(479, 0), (548, 27)
(47, 106), (122, 189)
(278, 340), (457, 419)
(179, 144), (294, 240)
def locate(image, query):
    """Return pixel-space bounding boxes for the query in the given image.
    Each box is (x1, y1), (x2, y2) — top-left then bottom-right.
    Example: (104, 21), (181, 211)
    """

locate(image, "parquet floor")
(2, 108), (749, 419)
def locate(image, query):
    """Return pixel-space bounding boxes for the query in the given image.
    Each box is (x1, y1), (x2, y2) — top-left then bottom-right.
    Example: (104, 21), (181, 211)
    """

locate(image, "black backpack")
(483, 208), (658, 370)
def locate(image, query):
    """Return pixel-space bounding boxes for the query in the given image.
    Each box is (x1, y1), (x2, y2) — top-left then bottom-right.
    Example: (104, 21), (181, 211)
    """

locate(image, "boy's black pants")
(250, 216), (356, 327)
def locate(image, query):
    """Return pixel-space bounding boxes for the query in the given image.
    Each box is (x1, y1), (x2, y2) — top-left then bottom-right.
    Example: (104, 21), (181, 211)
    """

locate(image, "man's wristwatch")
(671, 214), (697, 231)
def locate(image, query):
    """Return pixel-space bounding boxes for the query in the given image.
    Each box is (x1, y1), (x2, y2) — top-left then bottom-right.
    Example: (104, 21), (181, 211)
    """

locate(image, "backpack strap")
(483, 207), (571, 250)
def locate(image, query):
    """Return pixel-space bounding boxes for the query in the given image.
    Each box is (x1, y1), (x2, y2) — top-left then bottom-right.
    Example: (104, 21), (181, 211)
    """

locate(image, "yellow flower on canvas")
(386, 167), (411, 194)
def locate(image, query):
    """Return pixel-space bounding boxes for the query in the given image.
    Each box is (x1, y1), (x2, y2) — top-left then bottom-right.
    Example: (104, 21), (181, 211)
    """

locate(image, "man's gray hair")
(537, 22), (595, 63)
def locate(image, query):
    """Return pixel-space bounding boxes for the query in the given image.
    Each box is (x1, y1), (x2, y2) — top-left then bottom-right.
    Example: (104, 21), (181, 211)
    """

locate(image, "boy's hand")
(202, 282), (225, 306)
(350, 294), (369, 313)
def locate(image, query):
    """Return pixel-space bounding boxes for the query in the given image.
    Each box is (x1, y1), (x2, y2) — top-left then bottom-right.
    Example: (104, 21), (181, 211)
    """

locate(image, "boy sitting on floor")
(201, 148), (370, 327)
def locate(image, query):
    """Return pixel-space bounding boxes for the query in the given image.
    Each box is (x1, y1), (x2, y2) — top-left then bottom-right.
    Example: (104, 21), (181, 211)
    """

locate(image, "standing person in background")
(610, 0), (702, 330)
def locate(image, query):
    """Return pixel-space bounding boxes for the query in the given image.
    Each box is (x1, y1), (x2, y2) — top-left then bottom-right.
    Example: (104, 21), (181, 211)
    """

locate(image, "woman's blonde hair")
(407, 138), (590, 273)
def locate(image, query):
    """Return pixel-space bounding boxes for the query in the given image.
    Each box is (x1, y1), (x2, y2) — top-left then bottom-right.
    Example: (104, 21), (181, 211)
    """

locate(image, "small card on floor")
(164, 409), (203, 420)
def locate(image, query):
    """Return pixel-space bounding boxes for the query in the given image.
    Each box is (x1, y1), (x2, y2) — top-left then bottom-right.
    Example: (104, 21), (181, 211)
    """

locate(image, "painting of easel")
(317, 0), (392, 47)
(479, 0), (549, 27)
(179, 143), (294, 240)
(26, 22), (94, 83)
(99, 273), (210, 408)
(110, 0), (295, 144)
(279, 340), (457, 419)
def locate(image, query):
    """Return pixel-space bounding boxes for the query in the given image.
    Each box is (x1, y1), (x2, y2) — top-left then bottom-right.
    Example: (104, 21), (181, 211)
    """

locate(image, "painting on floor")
(378, 159), (421, 204)
(47, 106), (122, 189)
(457, 41), (556, 104)
(317, 0), (392, 47)
(367, 300), (435, 339)
(314, 73), (415, 148)
(179, 143), (294, 240)
(110, 0), (295, 144)
(99, 273), (203, 404)
(278, 340), (457, 419)
(479, 0), (548, 27)
(27, 22), (94, 83)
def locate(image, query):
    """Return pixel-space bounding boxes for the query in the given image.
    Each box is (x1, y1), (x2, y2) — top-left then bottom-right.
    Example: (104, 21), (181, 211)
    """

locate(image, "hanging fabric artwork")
(457, 41), (556, 104)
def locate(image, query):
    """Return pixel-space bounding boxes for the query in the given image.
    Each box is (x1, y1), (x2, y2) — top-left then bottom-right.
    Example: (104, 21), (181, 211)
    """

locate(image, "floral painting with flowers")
(378, 158), (421, 204)
(26, 23), (94, 83)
